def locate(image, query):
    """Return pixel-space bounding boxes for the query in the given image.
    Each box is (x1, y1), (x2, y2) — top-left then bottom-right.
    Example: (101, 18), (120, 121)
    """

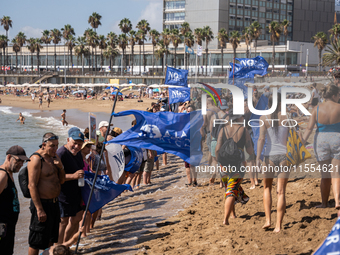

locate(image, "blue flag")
(169, 87), (191, 104)
(185, 46), (194, 55)
(125, 147), (143, 173)
(82, 171), (133, 214)
(314, 217), (340, 254)
(165, 67), (188, 87)
(229, 56), (269, 79)
(228, 77), (252, 99)
(250, 94), (268, 158)
(107, 110), (203, 165)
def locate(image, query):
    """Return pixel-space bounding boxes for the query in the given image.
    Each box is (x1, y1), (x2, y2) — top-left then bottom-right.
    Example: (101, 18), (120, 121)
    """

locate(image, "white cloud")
(110, 20), (122, 35)
(138, 1), (163, 32)
(20, 26), (43, 38)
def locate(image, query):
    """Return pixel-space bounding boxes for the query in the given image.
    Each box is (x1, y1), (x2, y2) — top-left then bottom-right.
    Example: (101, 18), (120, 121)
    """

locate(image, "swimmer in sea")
(61, 109), (68, 126)
(16, 112), (25, 124)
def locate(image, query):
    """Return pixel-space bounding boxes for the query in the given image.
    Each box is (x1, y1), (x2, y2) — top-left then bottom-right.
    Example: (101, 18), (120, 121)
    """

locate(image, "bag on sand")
(18, 153), (44, 198)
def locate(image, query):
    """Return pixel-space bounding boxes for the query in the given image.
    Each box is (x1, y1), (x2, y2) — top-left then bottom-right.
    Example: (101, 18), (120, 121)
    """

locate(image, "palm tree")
(194, 28), (204, 75)
(61, 24), (75, 70)
(250, 21), (262, 57)
(88, 12), (102, 72)
(50, 28), (62, 72)
(41, 30), (51, 71)
(203, 26), (214, 76)
(136, 19), (150, 72)
(268, 21), (282, 71)
(119, 18), (132, 35)
(242, 27), (252, 58)
(281, 19), (290, 72)
(128, 30), (136, 75)
(107, 32), (118, 48)
(155, 39), (169, 72)
(170, 29), (182, 68)
(329, 23), (340, 43)
(136, 30), (144, 75)
(218, 28), (228, 73)
(66, 35), (76, 69)
(323, 39), (340, 67)
(16, 32), (26, 72)
(74, 36), (87, 74)
(312, 32), (328, 71)
(98, 35), (107, 71)
(27, 38), (36, 74)
(84, 28), (98, 73)
(0, 16), (12, 66)
(229, 30), (241, 83)
(0, 35), (8, 67)
(35, 39), (43, 74)
(11, 38), (20, 68)
(149, 29), (159, 75)
(118, 33), (128, 73)
(161, 28), (171, 67)
(180, 22), (191, 70)
(184, 31), (194, 70)
(103, 46), (119, 74)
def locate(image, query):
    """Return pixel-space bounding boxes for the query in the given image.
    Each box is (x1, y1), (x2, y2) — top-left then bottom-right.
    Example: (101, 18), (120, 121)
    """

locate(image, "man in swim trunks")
(38, 95), (43, 109)
(46, 94), (51, 108)
(16, 112), (25, 124)
(27, 133), (65, 255)
(61, 110), (68, 126)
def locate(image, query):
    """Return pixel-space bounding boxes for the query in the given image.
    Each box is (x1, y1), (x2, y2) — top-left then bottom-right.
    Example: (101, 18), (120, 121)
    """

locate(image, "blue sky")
(1, 0), (162, 40)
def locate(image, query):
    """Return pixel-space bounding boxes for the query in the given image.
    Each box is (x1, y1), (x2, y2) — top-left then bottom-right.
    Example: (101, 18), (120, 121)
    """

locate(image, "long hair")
(269, 93), (281, 134)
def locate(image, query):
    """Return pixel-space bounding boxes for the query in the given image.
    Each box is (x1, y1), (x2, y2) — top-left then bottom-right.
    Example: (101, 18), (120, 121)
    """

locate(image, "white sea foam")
(34, 116), (78, 138)
(0, 106), (13, 114)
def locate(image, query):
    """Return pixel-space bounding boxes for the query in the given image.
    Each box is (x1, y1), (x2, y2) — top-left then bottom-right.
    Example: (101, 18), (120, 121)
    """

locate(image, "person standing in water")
(16, 113), (25, 124)
(61, 110), (68, 126)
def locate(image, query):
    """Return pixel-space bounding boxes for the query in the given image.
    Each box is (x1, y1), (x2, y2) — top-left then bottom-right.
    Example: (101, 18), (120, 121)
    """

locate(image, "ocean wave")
(34, 116), (79, 137)
(0, 106), (13, 114)
(0, 106), (35, 117)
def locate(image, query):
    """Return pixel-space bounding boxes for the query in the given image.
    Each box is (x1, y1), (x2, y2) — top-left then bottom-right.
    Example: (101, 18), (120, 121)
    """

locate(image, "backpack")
(18, 153), (44, 198)
(211, 112), (228, 140)
(217, 126), (244, 168)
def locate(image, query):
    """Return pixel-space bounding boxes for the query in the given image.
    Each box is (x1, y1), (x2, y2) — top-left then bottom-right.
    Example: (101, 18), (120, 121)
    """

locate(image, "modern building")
(163, 0), (336, 48)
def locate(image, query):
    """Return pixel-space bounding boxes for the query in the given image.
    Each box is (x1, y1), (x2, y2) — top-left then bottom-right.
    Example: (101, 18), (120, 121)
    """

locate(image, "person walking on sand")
(301, 84), (340, 209)
(16, 112), (25, 124)
(31, 92), (35, 103)
(61, 110), (68, 126)
(27, 133), (65, 255)
(256, 95), (289, 233)
(38, 95), (43, 109)
(46, 93), (51, 108)
(0, 145), (30, 255)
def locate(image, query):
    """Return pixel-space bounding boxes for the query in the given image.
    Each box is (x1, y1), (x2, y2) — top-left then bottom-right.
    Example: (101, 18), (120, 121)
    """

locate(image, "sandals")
(185, 183), (192, 187)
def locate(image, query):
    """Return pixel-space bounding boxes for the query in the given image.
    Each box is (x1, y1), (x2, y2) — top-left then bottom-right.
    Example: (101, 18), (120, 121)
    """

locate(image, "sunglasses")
(11, 156), (25, 163)
(42, 135), (59, 143)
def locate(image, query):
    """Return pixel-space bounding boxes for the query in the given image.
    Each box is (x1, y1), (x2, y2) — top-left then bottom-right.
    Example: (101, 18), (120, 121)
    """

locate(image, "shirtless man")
(27, 133), (65, 255)
(16, 112), (25, 124)
(61, 110), (68, 126)
(46, 94), (51, 108)
(200, 97), (220, 185)
(38, 95), (43, 109)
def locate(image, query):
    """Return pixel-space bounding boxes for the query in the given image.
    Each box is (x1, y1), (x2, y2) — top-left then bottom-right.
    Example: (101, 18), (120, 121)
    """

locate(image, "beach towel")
(286, 129), (311, 166)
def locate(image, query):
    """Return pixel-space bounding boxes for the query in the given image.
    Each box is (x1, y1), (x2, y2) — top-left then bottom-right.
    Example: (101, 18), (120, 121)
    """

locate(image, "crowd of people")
(1, 78), (340, 254)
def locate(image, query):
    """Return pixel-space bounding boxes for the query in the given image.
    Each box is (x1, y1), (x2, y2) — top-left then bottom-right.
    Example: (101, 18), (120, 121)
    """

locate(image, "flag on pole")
(165, 66), (188, 87)
(197, 45), (203, 56)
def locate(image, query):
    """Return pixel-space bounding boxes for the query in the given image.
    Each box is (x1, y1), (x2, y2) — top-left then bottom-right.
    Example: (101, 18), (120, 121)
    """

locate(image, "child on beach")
(16, 112), (25, 124)
(61, 109), (68, 126)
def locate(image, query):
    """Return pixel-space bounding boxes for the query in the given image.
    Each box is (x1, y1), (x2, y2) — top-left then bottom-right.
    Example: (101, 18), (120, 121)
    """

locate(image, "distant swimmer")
(61, 109), (68, 126)
(16, 113), (25, 124)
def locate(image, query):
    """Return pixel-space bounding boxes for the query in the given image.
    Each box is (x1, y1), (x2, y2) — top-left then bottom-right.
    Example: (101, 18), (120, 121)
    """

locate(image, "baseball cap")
(98, 121), (113, 129)
(6, 145), (30, 161)
(218, 99), (229, 110)
(113, 127), (123, 135)
(68, 127), (85, 142)
(264, 85), (270, 90)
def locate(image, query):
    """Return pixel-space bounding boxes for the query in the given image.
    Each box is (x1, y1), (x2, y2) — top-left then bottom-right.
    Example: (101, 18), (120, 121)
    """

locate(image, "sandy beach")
(1, 93), (338, 255)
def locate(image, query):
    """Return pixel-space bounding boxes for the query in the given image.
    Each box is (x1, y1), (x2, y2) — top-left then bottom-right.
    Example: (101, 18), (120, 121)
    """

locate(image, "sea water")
(0, 106), (132, 254)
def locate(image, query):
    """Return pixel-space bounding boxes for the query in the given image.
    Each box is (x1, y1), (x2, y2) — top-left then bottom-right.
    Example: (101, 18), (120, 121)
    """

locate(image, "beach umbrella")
(137, 83), (147, 87)
(111, 91), (123, 95)
(119, 83), (129, 87)
(73, 90), (85, 94)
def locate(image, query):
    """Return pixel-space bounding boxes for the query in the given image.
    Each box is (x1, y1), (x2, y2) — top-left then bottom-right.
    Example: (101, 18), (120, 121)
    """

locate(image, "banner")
(124, 147), (143, 173)
(228, 77), (253, 99)
(89, 113), (96, 143)
(314, 216), (340, 254)
(82, 171), (132, 214)
(165, 67), (188, 87)
(169, 87), (191, 104)
(106, 143), (125, 182)
(250, 94), (268, 158)
(107, 110), (203, 165)
(197, 45), (203, 56)
(185, 45), (194, 55)
(229, 56), (269, 79)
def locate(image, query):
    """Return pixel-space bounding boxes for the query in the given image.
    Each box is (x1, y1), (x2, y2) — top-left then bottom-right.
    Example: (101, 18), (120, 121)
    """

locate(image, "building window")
(266, 8), (272, 12)
(238, 0), (244, 3)
(281, 10), (286, 14)
(165, 24), (182, 30)
(273, 14), (279, 19)
(230, 4), (235, 8)
(252, 7), (258, 10)
(280, 15), (286, 20)
(230, 8), (236, 14)
(245, 6), (251, 10)
(237, 5), (243, 9)
(237, 9), (244, 15)
(245, 10), (251, 15)
(267, 2), (272, 7)
(165, 12), (185, 21)
(237, 17), (242, 20)
(267, 13), (272, 18)
(230, 15), (236, 19)
(165, 1), (185, 10)
(252, 18), (258, 21)
(252, 11), (258, 16)
(281, 4), (286, 9)
(259, 12), (265, 18)
(260, 1), (265, 7)
(253, 0), (259, 5)
(229, 20), (236, 26)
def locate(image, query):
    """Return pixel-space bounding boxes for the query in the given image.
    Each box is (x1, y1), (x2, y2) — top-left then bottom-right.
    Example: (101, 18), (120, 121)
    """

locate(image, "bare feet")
(250, 185), (255, 190)
(230, 215), (237, 219)
(223, 220), (229, 225)
(273, 227), (281, 233)
(262, 222), (271, 229)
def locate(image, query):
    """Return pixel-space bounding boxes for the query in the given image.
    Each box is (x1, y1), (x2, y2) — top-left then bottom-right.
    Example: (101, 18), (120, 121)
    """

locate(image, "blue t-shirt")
(56, 146), (84, 205)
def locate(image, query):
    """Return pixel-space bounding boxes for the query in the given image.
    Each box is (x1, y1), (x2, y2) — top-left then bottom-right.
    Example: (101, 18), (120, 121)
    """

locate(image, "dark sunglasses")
(42, 136), (59, 143)
(11, 156), (25, 163)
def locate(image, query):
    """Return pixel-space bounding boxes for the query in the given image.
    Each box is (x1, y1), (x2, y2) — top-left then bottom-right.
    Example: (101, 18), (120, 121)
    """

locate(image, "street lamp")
(300, 43), (304, 73)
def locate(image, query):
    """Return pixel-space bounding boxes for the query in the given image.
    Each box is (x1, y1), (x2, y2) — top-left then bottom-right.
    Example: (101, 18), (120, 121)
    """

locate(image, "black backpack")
(18, 153), (44, 198)
(211, 112), (229, 140)
(217, 126), (244, 168)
